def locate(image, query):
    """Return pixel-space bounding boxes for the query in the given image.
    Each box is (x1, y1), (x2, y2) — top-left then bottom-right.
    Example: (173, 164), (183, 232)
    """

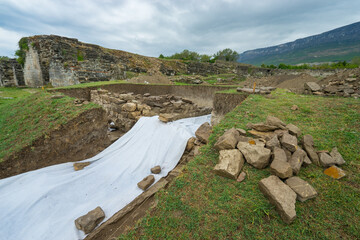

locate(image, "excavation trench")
(0, 84), (250, 239)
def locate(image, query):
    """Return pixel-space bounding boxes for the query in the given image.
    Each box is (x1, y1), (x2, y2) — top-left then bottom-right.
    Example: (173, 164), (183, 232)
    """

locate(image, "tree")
(213, 48), (239, 62)
(158, 54), (165, 59)
(15, 37), (29, 66)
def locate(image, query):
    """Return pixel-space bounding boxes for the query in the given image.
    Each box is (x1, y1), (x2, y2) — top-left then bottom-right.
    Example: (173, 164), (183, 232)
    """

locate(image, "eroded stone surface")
(330, 147), (346, 165)
(304, 82), (321, 92)
(259, 175), (297, 224)
(303, 144), (320, 166)
(75, 206), (105, 234)
(286, 124), (301, 138)
(137, 175), (155, 190)
(195, 122), (212, 144)
(289, 149), (306, 175)
(186, 137), (196, 152)
(266, 116), (286, 129)
(285, 177), (317, 202)
(270, 159), (293, 179)
(214, 128), (240, 150)
(214, 149), (244, 180)
(237, 142), (271, 169)
(281, 133), (298, 152)
(265, 135), (280, 150)
(318, 152), (336, 168)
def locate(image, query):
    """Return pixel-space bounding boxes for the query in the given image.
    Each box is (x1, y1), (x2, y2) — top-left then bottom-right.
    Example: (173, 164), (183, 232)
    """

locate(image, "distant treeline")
(159, 48), (239, 63)
(261, 57), (360, 70)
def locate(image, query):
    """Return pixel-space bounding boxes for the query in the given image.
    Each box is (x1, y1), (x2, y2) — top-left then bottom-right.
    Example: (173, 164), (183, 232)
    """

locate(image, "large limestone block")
(214, 149), (245, 180)
(75, 206), (105, 234)
(330, 147), (345, 165)
(237, 142), (271, 169)
(281, 132), (298, 152)
(285, 177), (317, 202)
(214, 128), (240, 150)
(259, 175), (297, 224)
(195, 122), (212, 144)
(304, 82), (321, 92)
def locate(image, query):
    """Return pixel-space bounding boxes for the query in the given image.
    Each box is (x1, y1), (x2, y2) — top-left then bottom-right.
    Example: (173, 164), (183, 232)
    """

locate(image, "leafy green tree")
(159, 54), (165, 59)
(213, 48), (239, 62)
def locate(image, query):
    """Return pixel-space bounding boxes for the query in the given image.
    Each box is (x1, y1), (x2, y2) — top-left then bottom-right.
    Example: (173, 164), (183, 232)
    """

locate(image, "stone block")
(237, 142), (271, 169)
(137, 175), (155, 190)
(75, 206), (105, 234)
(214, 149), (244, 180)
(324, 166), (346, 179)
(285, 176), (317, 202)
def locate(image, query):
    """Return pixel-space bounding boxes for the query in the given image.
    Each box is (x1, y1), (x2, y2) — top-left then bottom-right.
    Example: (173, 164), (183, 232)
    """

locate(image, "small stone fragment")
(259, 175), (297, 224)
(281, 132), (298, 152)
(237, 172), (247, 182)
(318, 152), (336, 168)
(248, 123), (280, 132)
(285, 177), (317, 202)
(324, 166), (346, 179)
(151, 166), (161, 174)
(274, 129), (288, 137)
(73, 162), (91, 171)
(291, 105), (299, 111)
(137, 175), (155, 190)
(286, 124), (301, 138)
(302, 155), (312, 167)
(236, 128), (247, 136)
(214, 128), (240, 150)
(75, 206), (105, 234)
(195, 122), (212, 144)
(330, 147), (346, 165)
(143, 93), (151, 97)
(158, 113), (175, 123)
(248, 129), (276, 140)
(214, 149), (244, 180)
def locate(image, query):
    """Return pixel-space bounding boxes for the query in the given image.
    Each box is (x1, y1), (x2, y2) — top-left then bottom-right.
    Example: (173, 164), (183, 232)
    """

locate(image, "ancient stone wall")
(0, 58), (24, 87)
(90, 89), (212, 133)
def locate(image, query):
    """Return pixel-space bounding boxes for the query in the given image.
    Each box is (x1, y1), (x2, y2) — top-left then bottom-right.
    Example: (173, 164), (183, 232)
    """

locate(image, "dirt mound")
(242, 74), (320, 93)
(317, 68), (360, 86)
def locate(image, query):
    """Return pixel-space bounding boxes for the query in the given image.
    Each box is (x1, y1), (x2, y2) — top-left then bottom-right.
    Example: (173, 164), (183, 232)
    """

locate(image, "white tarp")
(0, 115), (210, 240)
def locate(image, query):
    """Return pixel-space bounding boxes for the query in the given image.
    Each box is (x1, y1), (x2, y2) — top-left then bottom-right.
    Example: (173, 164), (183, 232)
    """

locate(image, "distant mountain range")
(238, 21), (360, 66)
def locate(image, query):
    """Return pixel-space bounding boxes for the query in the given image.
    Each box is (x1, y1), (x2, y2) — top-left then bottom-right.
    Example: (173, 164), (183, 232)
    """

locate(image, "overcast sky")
(0, 0), (359, 58)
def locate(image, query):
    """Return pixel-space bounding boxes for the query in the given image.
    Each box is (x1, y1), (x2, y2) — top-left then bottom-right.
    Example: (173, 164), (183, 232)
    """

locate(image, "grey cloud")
(0, 0), (359, 57)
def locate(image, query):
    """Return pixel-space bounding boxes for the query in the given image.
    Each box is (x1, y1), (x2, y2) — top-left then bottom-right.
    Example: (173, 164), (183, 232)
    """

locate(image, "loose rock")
(73, 162), (91, 171)
(281, 132), (298, 152)
(236, 128), (247, 136)
(286, 124), (301, 138)
(259, 175), (297, 224)
(303, 143), (320, 166)
(330, 147), (346, 165)
(289, 148), (306, 175)
(214, 128), (240, 150)
(324, 165), (346, 179)
(122, 102), (137, 112)
(186, 137), (196, 152)
(318, 152), (336, 168)
(195, 122), (212, 144)
(285, 177), (317, 202)
(137, 175), (155, 190)
(75, 206), (105, 234)
(248, 129), (276, 141)
(151, 166), (161, 174)
(237, 142), (271, 169)
(304, 82), (321, 92)
(265, 135), (280, 150)
(214, 149), (244, 180)
(265, 116), (286, 129)
(237, 172), (247, 182)
(291, 105), (299, 111)
(270, 159), (293, 179)
(247, 123), (280, 132)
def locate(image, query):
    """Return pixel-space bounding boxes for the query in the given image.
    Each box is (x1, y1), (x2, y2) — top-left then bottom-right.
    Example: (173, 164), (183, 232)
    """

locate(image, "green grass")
(119, 89), (360, 239)
(54, 80), (126, 89)
(0, 87), (99, 162)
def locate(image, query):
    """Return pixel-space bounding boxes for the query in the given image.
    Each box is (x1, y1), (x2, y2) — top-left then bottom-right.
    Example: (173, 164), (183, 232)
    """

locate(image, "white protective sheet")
(0, 115), (210, 240)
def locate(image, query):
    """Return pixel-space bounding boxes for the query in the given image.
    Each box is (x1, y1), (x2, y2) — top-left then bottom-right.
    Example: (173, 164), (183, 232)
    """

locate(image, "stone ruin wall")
(0, 34), (339, 88)
(0, 58), (24, 87)
(90, 89), (212, 133)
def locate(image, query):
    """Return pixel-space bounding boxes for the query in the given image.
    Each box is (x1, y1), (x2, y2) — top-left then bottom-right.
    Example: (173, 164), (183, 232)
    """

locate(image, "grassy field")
(119, 89), (360, 239)
(0, 87), (99, 162)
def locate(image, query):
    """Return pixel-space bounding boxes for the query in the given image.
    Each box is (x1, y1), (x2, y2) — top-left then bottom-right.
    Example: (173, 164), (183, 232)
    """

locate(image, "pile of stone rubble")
(206, 116), (346, 224)
(304, 77), (359, 98)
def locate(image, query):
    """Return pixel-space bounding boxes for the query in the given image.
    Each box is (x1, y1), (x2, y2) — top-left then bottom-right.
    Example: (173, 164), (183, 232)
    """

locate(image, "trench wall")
(0, 108), (110, 179)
